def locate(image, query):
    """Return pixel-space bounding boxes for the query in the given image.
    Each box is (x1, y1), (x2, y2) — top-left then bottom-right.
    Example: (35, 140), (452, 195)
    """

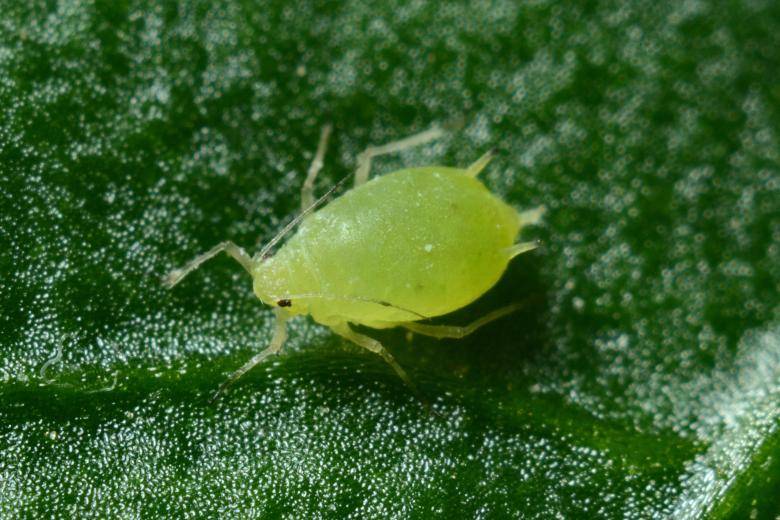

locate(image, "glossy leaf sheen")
(1, 0), (778, 518)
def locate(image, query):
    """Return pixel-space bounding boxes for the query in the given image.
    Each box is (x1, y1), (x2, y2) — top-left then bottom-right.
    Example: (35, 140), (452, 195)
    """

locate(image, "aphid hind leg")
(331, 322), (416, 391)
(354, 125), (444, 186)
(301, 124), (333, 211)
(401, 303), (523, 339)
(210, 309), (289, 402)
(163, 241), (254, 288)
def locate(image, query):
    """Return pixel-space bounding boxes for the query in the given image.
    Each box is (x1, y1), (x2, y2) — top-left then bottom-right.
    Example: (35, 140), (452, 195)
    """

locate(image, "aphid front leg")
(210, 308), (289, 402)
(354, 125), (444, 186)
(330, 322), (416, 391)
(163, 241), (254, 288)
(400, 303), (524, 339)
(301, 124), (333, 211)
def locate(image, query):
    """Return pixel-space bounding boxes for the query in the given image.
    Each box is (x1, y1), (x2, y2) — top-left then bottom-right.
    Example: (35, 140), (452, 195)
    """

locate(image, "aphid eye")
(277, 299), (292, 307)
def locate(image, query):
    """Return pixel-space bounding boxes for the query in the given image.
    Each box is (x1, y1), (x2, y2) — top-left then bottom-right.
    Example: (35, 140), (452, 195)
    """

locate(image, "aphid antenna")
(254, 172), (352, 262)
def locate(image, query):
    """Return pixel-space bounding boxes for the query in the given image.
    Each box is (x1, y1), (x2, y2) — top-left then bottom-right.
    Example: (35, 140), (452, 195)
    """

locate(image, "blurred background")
(1, 0), (778, 517)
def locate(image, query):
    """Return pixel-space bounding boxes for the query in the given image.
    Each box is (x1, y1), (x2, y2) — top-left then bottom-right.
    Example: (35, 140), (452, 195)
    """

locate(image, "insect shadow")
(368, 254), (549, 393)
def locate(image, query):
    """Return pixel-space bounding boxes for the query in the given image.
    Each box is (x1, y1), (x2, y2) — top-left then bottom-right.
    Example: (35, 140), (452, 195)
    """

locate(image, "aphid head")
(246, 173), (352, 312)
(248, 256), (308, 315)
(249, 258), (281, 306)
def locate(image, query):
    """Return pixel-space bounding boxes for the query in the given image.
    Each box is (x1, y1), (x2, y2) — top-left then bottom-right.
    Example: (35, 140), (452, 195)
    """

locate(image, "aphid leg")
(331, 322), (417, 391)
(209, 309), (289, 402)
(518, 205), (547, 227)
(354, 125), (444, 186)
(507, 241), (540, 259)
(163, 241), (255, 288)
(401, 303), (524, 339)
(465, 148), (497, 177)
(301, 123), (333, 211)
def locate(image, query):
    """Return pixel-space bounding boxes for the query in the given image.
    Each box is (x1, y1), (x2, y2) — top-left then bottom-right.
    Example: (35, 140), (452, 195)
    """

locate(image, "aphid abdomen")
(254, 166), (521, 326)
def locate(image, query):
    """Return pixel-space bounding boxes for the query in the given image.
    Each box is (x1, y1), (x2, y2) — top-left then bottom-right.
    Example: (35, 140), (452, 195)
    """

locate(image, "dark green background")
(1, 0), (778, 518)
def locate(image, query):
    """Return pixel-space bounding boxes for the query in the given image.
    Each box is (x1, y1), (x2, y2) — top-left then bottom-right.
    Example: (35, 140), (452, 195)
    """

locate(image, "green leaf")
(2, 0), (778, 517)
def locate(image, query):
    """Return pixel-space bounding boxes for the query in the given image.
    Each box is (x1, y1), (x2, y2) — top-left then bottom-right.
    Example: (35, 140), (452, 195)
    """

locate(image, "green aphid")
(165, 124), (544, 399)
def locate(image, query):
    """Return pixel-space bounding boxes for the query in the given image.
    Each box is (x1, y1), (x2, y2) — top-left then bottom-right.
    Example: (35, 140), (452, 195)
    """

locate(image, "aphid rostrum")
(164, 125), (544, 399)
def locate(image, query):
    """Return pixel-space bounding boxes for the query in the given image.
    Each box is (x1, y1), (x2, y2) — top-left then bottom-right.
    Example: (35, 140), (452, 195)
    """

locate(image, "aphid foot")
(416, 391), (446, 419)
(207, 381), (232, 404)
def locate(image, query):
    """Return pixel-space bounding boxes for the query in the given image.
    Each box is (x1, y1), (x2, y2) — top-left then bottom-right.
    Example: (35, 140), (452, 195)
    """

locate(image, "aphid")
(164, 124), (544, 399)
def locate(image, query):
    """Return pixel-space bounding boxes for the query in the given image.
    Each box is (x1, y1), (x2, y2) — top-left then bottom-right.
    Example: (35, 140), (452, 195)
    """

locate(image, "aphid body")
(165, 125), (544, 398)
